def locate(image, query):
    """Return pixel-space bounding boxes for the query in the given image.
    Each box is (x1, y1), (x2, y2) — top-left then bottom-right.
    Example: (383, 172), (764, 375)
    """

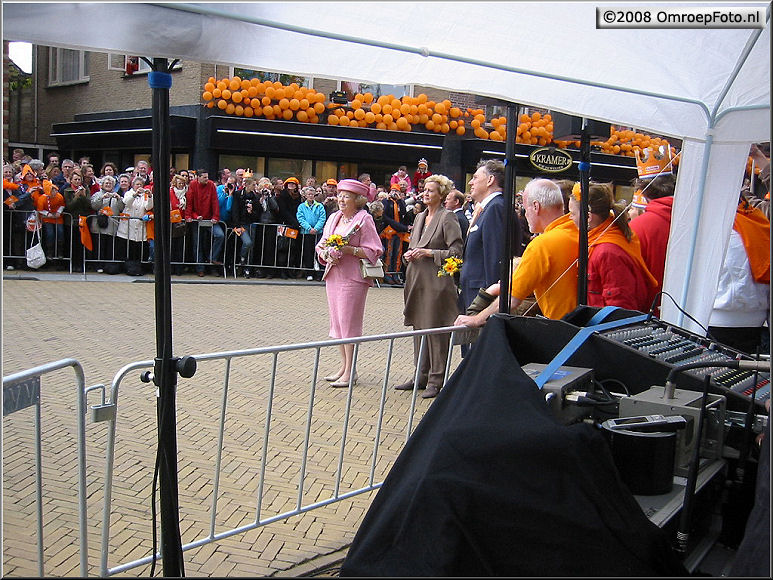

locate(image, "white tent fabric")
(4, 1), (770, 332)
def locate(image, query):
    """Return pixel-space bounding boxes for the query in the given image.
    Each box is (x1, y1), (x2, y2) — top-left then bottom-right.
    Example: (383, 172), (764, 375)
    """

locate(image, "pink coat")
(316, 209), (383, 338)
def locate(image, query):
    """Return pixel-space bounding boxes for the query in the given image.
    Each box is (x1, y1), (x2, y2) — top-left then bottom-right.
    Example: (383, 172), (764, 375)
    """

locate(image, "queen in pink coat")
(316, 179), (384, 387)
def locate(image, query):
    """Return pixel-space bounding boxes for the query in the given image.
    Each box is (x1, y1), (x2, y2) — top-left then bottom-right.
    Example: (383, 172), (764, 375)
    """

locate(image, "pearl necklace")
(341, 214), (355, 224)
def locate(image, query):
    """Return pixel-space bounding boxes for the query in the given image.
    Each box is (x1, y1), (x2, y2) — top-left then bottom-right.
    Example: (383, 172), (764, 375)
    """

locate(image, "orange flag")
(78, 215), (93, 251)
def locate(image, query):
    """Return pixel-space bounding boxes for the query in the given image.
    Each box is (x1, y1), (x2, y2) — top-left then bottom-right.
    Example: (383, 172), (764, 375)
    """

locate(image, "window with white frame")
(48, 47), (89, 86)
(108, 53), (182, 75)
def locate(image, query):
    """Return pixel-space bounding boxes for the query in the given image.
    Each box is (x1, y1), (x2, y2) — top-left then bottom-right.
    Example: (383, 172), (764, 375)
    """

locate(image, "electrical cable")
(647, 291), (715, 341)
(598, 377), (630, 397)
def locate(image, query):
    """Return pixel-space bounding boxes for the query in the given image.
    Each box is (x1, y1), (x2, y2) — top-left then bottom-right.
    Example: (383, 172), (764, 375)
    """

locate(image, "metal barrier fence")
(4, 210), (406, 282)
(3, 326), (462, 576)
(3, 209), (74, 273)
(2, 358), (98, 577)
(99, 326), (459, 576)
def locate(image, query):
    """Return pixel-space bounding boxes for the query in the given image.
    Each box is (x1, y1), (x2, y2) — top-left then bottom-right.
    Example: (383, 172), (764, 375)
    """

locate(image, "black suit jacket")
(453, 208), (469, 241)
(459, 194), (506, 311)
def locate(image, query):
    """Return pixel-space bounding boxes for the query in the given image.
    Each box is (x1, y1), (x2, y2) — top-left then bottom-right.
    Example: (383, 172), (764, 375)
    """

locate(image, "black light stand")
(499, 103), (518, 313)
(139, 56), (197, 577)
(577, 119), (590, 306)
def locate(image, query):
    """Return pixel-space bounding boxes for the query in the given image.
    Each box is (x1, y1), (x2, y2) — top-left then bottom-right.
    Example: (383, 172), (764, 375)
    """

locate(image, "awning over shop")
(51, 115), (196, 151)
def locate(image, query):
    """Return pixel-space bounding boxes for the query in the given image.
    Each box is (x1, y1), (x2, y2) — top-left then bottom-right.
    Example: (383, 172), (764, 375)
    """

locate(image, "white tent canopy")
(4, 1), (770, 332)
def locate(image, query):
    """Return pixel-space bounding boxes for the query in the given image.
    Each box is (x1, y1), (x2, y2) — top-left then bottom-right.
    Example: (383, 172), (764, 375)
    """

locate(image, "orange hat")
(631, 190), (648, 209)
(390, 183), (401, 190)
(326, 178), (338, 186)
(284, 176), (300, 185)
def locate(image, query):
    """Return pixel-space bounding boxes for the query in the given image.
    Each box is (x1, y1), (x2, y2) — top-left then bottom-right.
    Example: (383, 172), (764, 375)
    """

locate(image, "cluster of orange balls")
(326, 93), (473, 135)
(554, 126), (677, 163)
(202, 76), (328, 121)
(513, 112), (554, 145)
(201, 79), (677, 157)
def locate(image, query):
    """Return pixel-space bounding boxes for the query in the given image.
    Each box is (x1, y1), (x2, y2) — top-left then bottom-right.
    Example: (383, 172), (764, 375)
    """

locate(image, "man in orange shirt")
(455, 179), (578, 328)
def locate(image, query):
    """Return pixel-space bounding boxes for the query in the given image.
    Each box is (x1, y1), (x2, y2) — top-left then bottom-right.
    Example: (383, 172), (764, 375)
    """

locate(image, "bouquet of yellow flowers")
(322, 224), (360, 261)
(438, 256), (463, 277)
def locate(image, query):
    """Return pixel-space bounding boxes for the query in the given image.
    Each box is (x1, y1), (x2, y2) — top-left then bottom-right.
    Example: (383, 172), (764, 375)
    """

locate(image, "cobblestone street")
(2, 274), (457, 576)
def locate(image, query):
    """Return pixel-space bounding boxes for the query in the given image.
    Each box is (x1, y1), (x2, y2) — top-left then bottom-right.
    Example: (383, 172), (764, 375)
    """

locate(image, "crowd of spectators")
(2, 152), (440, 282)
(4, 148), (770, 357)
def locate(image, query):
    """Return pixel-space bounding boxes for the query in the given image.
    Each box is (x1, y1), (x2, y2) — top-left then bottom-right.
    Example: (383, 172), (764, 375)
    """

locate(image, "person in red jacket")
(629, 146), (676, 313)
(185, 169), (224, 276)
(569, 182), (657, 312)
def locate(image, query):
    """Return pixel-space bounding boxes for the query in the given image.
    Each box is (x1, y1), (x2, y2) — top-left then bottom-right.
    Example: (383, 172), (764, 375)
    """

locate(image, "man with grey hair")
(455, 178), (579, 327)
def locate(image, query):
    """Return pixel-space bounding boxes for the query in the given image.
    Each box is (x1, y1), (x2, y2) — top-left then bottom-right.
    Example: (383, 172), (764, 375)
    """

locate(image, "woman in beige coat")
(394, 174), (463, 398)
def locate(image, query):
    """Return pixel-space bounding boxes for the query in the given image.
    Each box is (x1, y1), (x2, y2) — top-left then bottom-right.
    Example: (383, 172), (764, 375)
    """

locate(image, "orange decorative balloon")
(217, 99), (227, 110)
(364, 111), (376, 124)
(221, 89), (232, 100)
(206, 101), (215, 109)
(231, 91), (243, 103)
(282, 109), (293, 120)
(328, 115), (340, 125)
(371, 103), (382, 114)
(202, 91), (213, 101)
(225, 103), (235, 115)
(296, 110), (308, 122)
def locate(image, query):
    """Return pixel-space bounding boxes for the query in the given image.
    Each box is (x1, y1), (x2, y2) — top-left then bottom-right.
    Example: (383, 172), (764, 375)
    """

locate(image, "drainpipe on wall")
(33, 44), (38, 150)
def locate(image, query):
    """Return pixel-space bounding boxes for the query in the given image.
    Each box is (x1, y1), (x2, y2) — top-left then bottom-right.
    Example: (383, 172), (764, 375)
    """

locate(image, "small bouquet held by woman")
(321, 224), (361, 264)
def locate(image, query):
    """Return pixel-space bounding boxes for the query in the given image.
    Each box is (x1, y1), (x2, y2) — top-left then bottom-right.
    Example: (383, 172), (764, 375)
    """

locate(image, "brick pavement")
(2, 273), (462, 577)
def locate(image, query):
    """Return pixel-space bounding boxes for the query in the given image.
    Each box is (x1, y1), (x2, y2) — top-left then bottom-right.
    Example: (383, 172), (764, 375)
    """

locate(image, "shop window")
(340, 81), (413, 101)
(48, 48), (89, 87)
(266, 158), (312, 182)
(315, 160), (338, 184)
(219, 155), (266, 178)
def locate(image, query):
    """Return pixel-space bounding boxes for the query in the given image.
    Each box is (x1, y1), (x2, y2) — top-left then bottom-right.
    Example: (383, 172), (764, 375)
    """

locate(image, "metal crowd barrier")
(2, 358), (99, 577)
(98, 326), (460, 576)
(3, 326), (462, 576)
(2, 209), (74, 273)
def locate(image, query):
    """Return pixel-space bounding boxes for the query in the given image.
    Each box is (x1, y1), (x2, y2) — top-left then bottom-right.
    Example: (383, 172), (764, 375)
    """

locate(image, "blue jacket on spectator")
(217, 184), (234, 223)
(297, 200), (326, 234)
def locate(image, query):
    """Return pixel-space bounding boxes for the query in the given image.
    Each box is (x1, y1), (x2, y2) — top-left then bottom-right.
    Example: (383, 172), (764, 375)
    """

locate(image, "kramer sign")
(529, 147), (573, 173)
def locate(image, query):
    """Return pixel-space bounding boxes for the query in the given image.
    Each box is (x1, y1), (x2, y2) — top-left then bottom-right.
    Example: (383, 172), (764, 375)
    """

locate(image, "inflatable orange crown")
(635, 145), (673, 179)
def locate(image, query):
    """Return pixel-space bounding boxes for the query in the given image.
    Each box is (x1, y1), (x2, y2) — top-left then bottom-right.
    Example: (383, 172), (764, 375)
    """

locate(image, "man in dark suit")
(444, 189), (469, 241)
(458, 160), (507, 354)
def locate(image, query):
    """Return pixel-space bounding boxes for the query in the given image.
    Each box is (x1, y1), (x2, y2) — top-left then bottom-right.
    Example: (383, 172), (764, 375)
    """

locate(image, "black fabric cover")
(340, 314), (688, 577)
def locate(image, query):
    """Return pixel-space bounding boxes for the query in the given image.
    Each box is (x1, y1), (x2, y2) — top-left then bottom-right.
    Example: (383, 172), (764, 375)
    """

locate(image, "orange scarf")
(588, 216), (658, 289)
(78, 215), (93, 251)
(734, 201), (770, 284)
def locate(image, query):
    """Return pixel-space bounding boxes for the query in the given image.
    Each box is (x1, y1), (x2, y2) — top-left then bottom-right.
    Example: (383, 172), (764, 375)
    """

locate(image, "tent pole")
(149, 57), (186, 578)
(500, 103), (518, 313)
(577, 119), (590, 306)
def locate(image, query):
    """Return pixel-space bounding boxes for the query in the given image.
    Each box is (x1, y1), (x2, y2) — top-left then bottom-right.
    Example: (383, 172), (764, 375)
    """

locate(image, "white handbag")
(26, 228), (46, 269)
(360, 258), (384, 280)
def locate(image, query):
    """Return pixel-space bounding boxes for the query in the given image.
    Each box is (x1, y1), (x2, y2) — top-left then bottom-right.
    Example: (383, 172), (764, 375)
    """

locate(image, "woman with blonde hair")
(394, 174), (463, 398)
(568, 182), (657, 312)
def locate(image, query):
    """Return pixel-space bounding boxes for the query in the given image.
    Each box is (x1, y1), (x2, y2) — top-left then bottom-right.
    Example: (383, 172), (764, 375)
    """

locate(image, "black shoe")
(244, 269), (251, 279)
(255, 269), (265, 278)
(384, 275), (395, 285)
